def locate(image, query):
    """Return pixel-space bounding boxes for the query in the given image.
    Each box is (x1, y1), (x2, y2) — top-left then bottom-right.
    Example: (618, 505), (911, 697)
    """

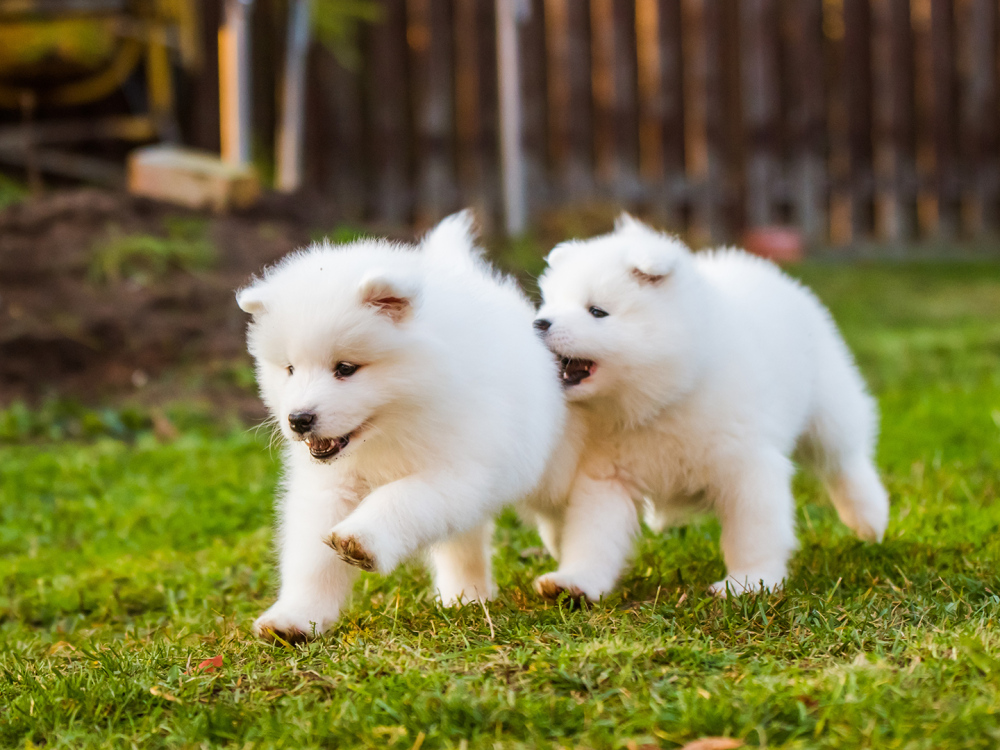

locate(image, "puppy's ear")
(358, 271), (419, 323)
(629, 249), (676, 285)
(545, 241), (577, 268)
(237, 284), (268, 316)
(624, 224), (689, 285)
(630, 263), (671, 286)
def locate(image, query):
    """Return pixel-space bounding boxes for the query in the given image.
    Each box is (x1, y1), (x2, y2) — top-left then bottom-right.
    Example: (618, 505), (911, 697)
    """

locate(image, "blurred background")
(1, 0), (1000, 428)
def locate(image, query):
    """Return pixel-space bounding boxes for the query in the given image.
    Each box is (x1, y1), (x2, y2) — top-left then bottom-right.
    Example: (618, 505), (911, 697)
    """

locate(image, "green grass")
(3, 262), (1000, 748)
(89, 218), (215, 286)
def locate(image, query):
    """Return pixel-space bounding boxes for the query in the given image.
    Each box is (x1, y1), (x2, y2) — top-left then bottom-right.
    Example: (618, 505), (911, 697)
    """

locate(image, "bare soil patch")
(0, 189), (360, 413)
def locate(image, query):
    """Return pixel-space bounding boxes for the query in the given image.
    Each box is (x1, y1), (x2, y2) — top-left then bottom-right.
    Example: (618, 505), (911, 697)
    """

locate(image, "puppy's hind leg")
(804, 348), (889, 542)
(822, 453), (889, 542)
(711, 450), (797, 596)
(431, 521), (496, 606)
(533, 474), (639, 603)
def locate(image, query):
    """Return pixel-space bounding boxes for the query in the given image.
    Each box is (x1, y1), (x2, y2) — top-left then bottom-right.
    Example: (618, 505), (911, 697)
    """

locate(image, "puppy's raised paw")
(326, 531), (378, 572)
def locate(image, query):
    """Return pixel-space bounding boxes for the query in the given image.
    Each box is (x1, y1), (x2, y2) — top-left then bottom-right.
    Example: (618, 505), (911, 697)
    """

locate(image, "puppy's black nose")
(533, 318), (552, 333)
(288, 411), (316, 434)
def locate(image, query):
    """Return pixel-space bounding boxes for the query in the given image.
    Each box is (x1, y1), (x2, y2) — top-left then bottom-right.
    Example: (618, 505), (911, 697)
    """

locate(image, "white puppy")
(529, 215), (889, 600)
(238, 212), (564, 640)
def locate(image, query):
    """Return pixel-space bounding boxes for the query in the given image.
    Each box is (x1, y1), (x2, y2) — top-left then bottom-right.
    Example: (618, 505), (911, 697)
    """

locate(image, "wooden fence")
(184, 0), (1000, 245)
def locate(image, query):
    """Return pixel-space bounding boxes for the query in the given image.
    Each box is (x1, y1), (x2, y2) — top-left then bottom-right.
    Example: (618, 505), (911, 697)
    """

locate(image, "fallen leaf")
(679, 739), (743, 750)
(190, 655), (224, 674)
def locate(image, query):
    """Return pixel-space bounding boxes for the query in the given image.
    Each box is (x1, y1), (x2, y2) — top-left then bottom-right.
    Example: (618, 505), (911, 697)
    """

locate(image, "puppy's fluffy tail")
(422, 210), (483, 270)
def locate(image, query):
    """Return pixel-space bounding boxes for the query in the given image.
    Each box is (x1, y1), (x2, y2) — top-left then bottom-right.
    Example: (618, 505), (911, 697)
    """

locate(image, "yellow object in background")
(0, 0), (200, 109)
(0, 19), (118, 76)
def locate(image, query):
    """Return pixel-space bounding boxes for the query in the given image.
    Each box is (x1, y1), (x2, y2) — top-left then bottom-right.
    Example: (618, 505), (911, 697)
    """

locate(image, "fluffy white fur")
(238, 212), (564, 640)
(528, 215), (889, 600)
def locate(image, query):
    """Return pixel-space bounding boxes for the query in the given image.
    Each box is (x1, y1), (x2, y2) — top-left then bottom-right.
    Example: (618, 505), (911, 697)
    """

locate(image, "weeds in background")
(89, 217), (215, 285)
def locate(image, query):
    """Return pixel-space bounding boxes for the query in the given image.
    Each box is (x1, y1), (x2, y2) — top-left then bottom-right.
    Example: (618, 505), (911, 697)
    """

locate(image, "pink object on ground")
(742, 226), (804, 263)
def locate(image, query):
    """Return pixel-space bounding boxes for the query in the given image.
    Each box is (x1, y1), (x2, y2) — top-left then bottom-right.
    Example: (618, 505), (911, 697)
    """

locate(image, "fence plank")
(520, 0), (549, 213)
(454, 0), (480, 211)
(636, 0), (662, 185)
(786, 0), (827, 241)
(739, 0), (780, 228)
(681, 0), (726, 243)
(722, 0), (745, 238)
(409, 0), (457, 226)
(657, 0), (686, 226)
(367, 0), (411, 223)
(871, 0), (917, 242)
(545, 0), (593, 200)
(182, 0), (222, 152)
(308, 46), (365, 221)
(843, 0), (874, 242)
(592, 0), (617, 189)
(476, 0), (500, 227)
(611, 0), (641, 201)
(891, 0), (918, 240)
(931, 0), (959, 237)
(958, 0), (998, 233)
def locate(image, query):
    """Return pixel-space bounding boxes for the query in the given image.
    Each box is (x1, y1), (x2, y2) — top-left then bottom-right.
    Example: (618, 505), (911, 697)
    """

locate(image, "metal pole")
(220, 0), (254, 166)
(277, 0), (312, 192)
(496, 0), (528, 235)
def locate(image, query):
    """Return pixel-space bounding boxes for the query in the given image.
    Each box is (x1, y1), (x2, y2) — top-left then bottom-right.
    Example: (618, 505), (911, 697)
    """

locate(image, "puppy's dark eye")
(286, 365), (294, 376)
(334, 361), (360, 379)
(589, 306), (609, 318)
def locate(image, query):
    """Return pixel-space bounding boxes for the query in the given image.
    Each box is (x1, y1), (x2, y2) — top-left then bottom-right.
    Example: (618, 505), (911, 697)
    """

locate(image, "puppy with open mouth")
(238, 212), (564, 641)
(527, 215), (889, 601)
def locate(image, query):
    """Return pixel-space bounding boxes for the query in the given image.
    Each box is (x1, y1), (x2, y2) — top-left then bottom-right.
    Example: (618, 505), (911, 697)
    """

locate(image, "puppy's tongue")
(306, 435), (349, 459)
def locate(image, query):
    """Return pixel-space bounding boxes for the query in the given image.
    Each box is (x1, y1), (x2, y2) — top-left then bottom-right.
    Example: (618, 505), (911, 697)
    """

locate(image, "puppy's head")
(535, 215), (704, 419)
(238, 242), (427, 462)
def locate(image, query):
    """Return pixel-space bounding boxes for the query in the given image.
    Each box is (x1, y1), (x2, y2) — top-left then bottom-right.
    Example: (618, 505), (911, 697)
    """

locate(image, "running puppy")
(239, 212), (564, 640)
(529, 215), (889, 599)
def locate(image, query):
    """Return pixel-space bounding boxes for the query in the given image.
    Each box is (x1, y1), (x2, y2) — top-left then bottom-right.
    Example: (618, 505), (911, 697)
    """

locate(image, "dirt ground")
(0, 189), (404, 415)
(0, 189), (628, 419)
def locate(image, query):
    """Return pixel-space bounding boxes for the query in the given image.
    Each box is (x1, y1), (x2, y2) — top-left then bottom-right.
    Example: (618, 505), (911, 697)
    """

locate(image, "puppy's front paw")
(325, 529), (378, 572)
(533, 572), (594, 604)
(253, 604), (331, 643)
(709, 571), (785, 598)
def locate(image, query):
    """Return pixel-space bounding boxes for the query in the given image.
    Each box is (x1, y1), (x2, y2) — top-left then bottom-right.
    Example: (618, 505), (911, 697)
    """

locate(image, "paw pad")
(326, 533), (377, 572)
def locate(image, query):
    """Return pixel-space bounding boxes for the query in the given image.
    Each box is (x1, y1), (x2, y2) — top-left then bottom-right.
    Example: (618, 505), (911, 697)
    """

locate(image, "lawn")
(3, 261), (1000, 749)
